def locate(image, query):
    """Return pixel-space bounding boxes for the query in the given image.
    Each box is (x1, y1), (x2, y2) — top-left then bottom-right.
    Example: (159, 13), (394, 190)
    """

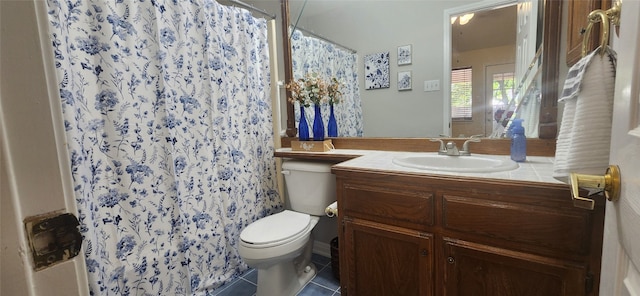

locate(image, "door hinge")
(585, 273), (594, 294)
(24, 211), (82, 271)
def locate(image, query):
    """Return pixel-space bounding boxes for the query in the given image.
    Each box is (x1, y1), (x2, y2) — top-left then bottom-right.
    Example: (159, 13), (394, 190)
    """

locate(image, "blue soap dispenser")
(510, 119), (526, 162)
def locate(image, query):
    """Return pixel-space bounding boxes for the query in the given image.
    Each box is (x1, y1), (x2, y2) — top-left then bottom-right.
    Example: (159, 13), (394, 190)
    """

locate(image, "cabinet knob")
(447, 256), (455, 264)
(421, 249), (428, 256)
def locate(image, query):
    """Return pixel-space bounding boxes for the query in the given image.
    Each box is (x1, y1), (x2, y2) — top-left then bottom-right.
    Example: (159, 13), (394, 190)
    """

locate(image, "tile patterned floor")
(213, 253), (341, 296)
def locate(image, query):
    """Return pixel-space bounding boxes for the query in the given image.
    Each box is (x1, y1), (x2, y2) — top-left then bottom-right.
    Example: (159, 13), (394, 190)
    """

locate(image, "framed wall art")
(397, 44), (412, 65)
(364, 52), (390, 90)
(398, 71), (412, 91)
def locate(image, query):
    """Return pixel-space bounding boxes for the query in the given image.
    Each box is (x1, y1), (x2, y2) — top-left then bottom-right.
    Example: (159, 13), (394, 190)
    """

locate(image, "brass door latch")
(570, 165), (621, 210)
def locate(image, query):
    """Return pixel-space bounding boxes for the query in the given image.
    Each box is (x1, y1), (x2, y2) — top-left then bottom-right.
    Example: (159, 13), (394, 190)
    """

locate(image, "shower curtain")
(290, 29), (364, 137)
(46, 0), (282, 294)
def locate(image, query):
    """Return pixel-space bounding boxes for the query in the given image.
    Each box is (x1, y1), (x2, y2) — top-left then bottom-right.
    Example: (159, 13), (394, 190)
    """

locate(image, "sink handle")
(429, 138), (446, 154)
(460, 138), (481, 156)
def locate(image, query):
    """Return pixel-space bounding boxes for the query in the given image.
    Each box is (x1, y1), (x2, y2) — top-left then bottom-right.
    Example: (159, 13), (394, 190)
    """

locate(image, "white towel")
(553, 47), (617, 183)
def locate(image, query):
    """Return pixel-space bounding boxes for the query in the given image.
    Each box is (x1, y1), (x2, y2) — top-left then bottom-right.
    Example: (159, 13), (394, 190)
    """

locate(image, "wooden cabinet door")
(343, 219), (433, 296)
(443, 239), (589, 296)
(566, 0), (611, 66)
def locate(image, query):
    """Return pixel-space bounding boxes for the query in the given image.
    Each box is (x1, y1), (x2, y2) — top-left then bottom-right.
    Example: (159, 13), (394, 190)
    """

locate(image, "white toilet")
(238, 160), (336, 296)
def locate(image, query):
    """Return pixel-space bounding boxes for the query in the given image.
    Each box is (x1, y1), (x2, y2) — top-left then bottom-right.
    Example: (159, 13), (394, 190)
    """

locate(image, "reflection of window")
(451, 67), (472, 120)
(491, 72), (515, 126)
(492, 72), (515, 108)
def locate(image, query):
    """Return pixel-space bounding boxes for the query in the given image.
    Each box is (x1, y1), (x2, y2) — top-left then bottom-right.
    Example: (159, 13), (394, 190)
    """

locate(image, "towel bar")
(581, 0), (621, 57)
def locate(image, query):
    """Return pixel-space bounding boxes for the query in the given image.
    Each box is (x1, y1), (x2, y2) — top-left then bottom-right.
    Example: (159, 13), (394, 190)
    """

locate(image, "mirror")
(281, 0), (559, 139)
(447, 1), (546, 139)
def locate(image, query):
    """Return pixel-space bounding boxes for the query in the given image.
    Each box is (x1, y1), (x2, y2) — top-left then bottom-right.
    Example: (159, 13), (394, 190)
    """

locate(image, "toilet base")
(254, 234), (317, 296)
(256, 261), (316, 296)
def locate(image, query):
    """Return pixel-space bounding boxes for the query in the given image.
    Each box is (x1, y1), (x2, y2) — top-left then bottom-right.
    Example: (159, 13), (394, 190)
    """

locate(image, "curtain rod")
(228, 0), (276, 20)
(291, 26), (357, 54)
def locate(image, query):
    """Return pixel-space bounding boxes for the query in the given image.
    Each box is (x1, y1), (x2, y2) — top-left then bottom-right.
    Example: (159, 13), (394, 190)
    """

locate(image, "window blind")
(451, 67), (472, 120)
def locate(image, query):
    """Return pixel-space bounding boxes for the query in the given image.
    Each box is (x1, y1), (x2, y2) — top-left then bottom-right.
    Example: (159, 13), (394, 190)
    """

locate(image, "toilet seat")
(240, 210), (311, 249)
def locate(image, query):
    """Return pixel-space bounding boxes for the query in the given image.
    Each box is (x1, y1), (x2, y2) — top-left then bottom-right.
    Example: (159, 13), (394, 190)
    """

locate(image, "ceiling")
(452, 4), (517, 52)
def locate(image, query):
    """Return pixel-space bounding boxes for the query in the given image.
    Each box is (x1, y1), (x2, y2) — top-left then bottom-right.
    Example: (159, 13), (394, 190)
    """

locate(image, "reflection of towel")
(553, 47), (617, 182)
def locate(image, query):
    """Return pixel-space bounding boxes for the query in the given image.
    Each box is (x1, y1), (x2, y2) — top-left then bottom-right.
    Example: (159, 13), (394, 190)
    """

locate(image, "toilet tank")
(281, 160), (336, 216)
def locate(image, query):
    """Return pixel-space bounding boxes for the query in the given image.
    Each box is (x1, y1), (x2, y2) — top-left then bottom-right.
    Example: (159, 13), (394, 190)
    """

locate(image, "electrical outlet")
(423, 80), (440, 92)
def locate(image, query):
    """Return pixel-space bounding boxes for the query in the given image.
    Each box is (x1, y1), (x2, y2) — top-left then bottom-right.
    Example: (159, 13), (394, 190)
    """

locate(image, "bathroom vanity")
(275, 145), (605, 296)
(329, 153), (605, 296)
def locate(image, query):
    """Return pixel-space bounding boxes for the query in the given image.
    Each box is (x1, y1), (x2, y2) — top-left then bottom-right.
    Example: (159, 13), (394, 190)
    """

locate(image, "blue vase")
(298, 105), (310, 141)
(312, 104), (325, 141)
(328, 104), (338, 137)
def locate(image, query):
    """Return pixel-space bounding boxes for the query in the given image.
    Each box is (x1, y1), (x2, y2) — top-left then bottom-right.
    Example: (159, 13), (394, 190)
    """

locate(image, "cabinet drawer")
(442, 195), (592, 255)
(342, 184), (434, 231)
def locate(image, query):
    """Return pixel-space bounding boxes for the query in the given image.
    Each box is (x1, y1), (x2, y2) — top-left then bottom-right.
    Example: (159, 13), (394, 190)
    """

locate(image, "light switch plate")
(424, 80), (440, 92)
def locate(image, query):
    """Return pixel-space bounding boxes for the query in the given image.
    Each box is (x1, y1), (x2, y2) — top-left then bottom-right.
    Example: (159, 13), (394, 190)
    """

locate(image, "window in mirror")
(492, 72), (515, 112)
(491, 71), (516, 128)
(451, 67), (472, 120)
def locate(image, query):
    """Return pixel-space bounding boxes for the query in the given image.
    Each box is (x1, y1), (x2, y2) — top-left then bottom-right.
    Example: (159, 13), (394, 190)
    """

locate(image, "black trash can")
(330, 237), (340, 281)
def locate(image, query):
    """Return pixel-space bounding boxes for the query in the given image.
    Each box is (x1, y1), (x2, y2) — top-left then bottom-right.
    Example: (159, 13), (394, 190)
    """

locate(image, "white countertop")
(277, 148), (564, 185)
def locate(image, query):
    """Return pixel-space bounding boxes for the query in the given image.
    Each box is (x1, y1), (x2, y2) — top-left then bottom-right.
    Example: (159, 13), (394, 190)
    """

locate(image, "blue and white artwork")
(398, 71), (412, 91)
(364, 52), (390, 90)
(397, 45), (412, 65)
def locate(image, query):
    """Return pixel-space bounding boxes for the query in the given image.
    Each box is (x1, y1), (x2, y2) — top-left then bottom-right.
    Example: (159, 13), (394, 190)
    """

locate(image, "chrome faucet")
(445, 141), (460, 156)
(430, 137), (481, 156)
(430, 139), (459, 156)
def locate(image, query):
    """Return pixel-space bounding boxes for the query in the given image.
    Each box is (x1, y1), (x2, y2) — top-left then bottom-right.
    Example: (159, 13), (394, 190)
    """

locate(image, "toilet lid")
(240, 210), (311, 245)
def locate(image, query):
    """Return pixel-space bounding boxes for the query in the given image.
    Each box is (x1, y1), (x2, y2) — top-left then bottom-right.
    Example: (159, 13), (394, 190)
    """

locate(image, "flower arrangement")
(286, 73), (343, 107)
(286, 73), (344, 141)
(327, 77), (343, 105)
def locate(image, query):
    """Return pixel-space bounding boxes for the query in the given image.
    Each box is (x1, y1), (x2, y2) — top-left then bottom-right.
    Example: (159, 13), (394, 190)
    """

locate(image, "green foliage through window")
(492, 72), (515, 108)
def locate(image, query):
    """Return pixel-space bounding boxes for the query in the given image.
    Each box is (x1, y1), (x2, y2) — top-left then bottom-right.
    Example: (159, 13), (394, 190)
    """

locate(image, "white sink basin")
(392, 153), (519, 173)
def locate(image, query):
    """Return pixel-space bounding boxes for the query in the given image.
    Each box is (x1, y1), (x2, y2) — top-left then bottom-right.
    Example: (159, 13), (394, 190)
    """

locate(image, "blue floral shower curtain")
(46, 0), (282, 294)
(290, 29), (364, 137)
